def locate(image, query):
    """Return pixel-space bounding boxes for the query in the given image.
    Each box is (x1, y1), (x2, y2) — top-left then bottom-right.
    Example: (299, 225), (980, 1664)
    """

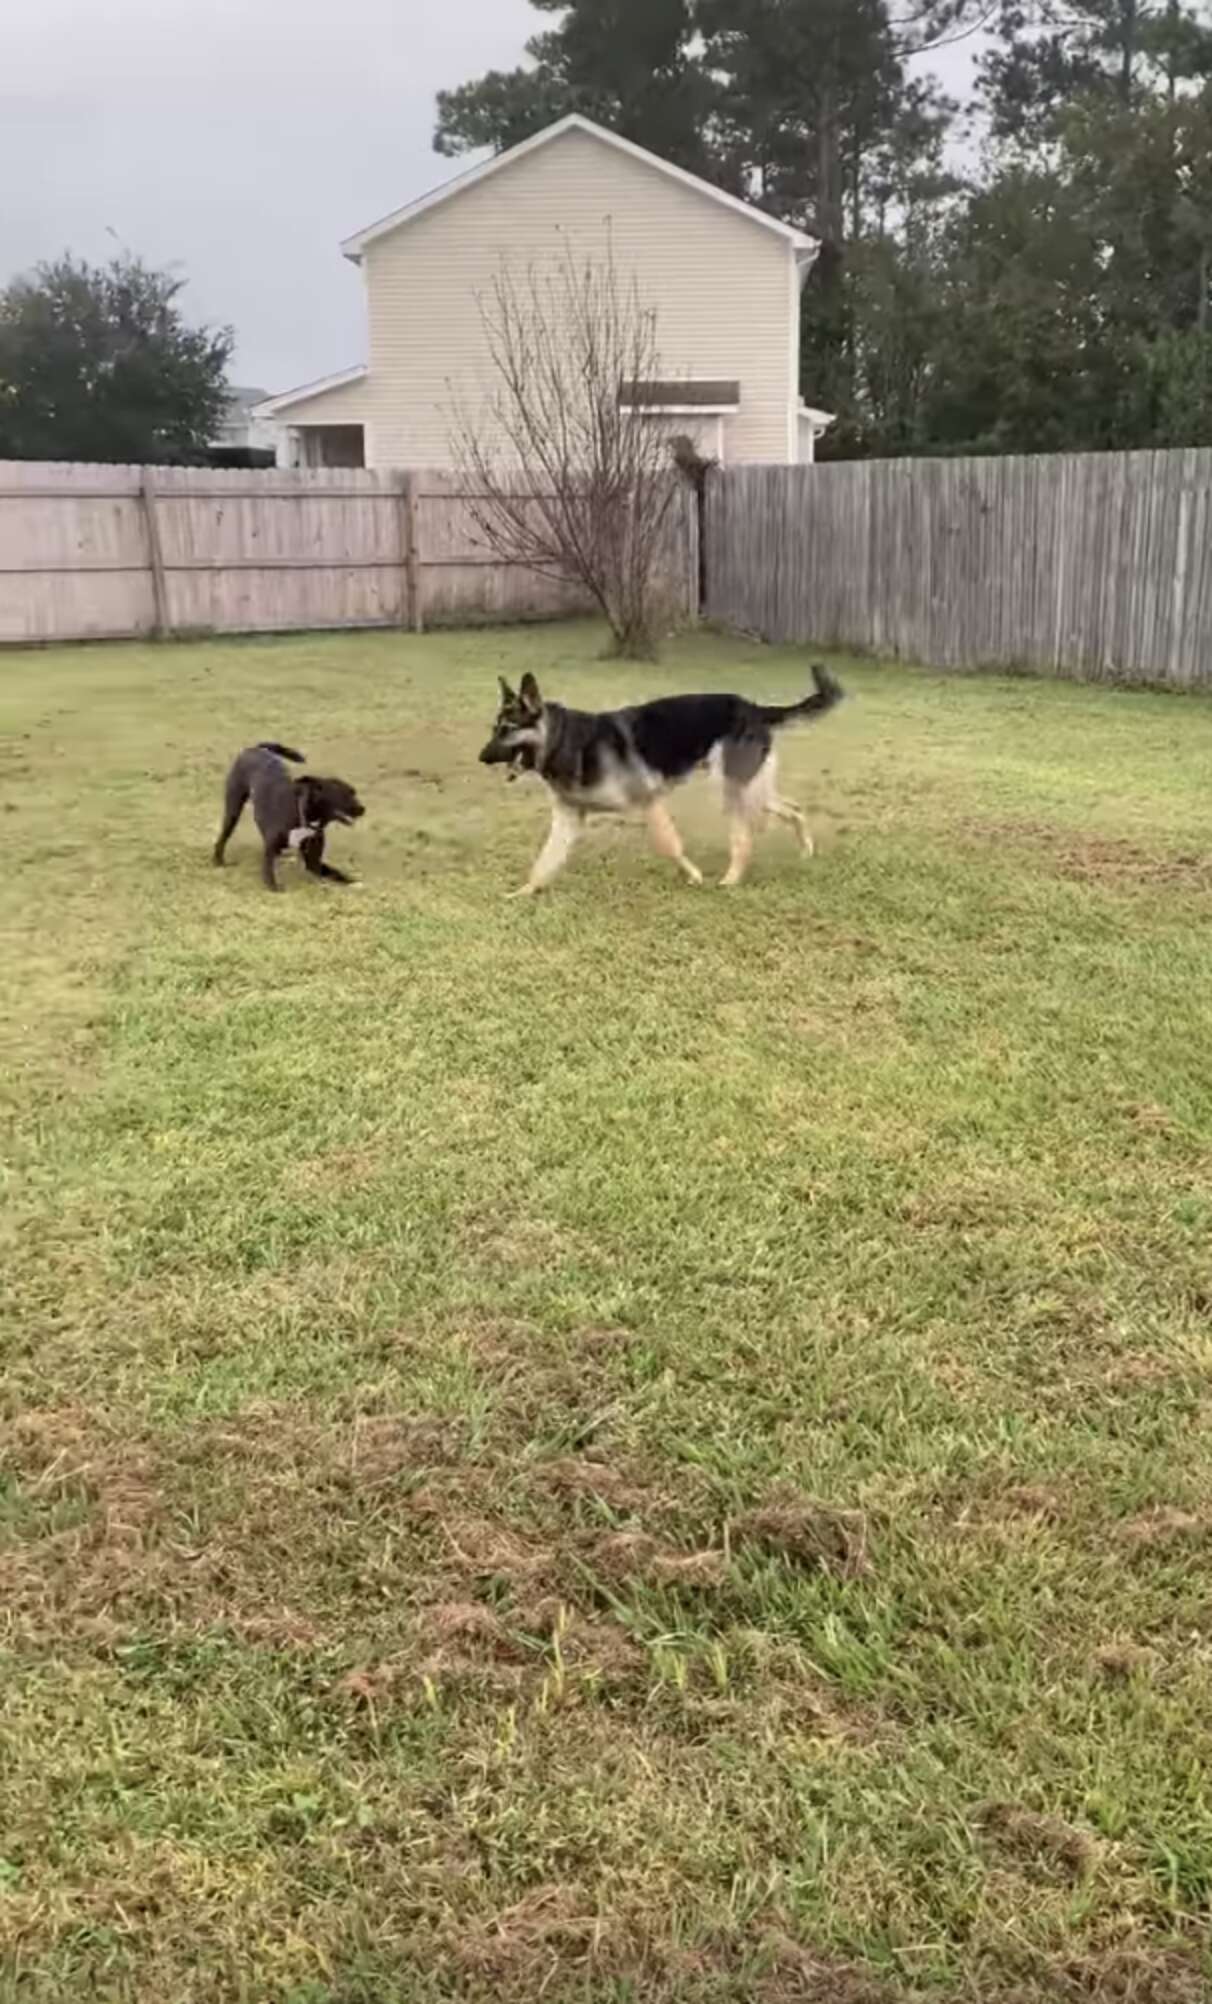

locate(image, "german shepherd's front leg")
(508, 802), (581, 898)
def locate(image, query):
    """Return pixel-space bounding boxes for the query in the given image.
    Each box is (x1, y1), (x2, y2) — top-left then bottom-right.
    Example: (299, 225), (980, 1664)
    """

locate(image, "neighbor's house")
(254, 115), (833, 470)
(207, 385), (277, 468)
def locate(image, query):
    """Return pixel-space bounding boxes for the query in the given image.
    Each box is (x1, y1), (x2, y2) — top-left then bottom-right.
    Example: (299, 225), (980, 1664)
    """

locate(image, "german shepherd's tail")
(760, 664), (843, 728)
(256, 740), (306, 762)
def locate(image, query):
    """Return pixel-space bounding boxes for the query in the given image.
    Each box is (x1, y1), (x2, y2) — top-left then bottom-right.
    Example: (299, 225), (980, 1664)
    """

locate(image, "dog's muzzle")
(479, 740), (512, 765)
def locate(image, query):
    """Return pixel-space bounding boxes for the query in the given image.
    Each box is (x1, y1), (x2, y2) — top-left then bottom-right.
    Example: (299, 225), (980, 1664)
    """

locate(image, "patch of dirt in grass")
(731, 1495), (869, 1578)
(417, 1600), (532, 1689)
(1115, 1506), (1209, 1550)
(974, 1800), (1101, 1885)
(694, 1684), (879, 1747)
(517, 1597), (645, 1678)
(448, 1883), (619, 1982)
(952, 1481), (1068, 1535)
(1126, 1100), (1180, 1136)
(1091, 1640), (1162, 1680)
(1103, 1355), (1185, 1393)
(1002, 1482), (1066, 1519)
(441, 1513), (553, 1582)
(538, 1454), (669, 1517)
(755, 1936), (913, 2003)
(1055, 1948), (1209, 2003)
(2, 1404), (487, 1645)
(447, 1904), (920, 2004)
(280, 1143), (384, 1196)
(897, 1180), (1030, 1230)
(586, 1530), (729, 1588)
(1, 1409), (166, 1630)
(202, 1403), (467, 1487)
(968, 819), (1212, 890)
(572, 1324), (637, 1358)
(459, 1210), (604, 1274)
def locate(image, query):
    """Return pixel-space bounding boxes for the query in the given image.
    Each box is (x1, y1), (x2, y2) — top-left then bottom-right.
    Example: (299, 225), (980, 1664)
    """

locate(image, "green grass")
(3, 622), (1212, 2002)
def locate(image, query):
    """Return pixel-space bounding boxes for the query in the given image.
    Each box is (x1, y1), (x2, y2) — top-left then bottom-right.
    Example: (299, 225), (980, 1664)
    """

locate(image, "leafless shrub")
(452, 246), (685, 660)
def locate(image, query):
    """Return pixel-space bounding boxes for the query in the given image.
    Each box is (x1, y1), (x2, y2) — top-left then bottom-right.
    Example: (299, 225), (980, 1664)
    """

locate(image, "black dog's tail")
(256, 740), (306, 762)
(760, 664), (844, 728)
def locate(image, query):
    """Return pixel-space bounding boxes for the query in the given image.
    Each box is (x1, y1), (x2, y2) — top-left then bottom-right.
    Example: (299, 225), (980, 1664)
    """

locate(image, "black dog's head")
(296, 775), (365, 826)
(479, 673), (544, 775)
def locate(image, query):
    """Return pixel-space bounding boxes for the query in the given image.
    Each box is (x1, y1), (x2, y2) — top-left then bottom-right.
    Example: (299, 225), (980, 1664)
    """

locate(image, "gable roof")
(341, 114), (817, 263)
(252, 366), (367, 418)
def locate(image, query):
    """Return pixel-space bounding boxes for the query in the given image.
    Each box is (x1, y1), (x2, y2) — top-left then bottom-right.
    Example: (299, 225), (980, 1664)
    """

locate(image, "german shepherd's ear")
(498, 676), (517, 705)
(519, 671), (542, 713)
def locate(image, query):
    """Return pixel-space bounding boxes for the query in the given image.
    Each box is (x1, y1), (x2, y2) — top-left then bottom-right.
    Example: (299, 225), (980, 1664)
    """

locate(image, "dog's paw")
(505, 885), (537, 900)
(682, 863), (704, 887)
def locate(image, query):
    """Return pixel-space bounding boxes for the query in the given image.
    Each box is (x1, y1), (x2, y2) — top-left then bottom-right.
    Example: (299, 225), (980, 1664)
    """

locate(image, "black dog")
(213, 740), (365, 892)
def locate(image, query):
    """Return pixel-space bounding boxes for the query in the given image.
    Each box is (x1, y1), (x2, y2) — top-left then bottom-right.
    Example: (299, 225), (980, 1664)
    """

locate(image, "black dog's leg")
(213, 774), (248, 865)
(261, 838), (286, 892)
(302, 832), (352, 884)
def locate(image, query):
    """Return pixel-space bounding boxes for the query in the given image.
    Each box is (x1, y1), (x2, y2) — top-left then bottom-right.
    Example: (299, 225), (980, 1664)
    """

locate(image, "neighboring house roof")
(211, 385), (272, 446)
(341, 114), (818, 263)
(252, 366), (368, 419)
(225, 384), (270, 416)
(621, 379), (740, 410)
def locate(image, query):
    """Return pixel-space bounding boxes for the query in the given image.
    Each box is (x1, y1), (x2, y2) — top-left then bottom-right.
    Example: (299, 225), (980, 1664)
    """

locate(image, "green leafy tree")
(432, 0), (1212, 455)
(434, 0), (713, 174)
(923, 168), (1139, 452)
(0, 253), (231, 463)
(978, 0), (1212, 144)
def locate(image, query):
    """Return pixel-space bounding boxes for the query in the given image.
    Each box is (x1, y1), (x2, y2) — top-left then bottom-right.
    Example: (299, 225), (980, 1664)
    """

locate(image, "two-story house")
(255, 114), (833, 469)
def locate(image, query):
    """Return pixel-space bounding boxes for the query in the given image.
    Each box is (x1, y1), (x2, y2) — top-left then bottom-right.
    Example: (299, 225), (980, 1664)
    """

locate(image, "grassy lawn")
(4, 622), (1212, 2003)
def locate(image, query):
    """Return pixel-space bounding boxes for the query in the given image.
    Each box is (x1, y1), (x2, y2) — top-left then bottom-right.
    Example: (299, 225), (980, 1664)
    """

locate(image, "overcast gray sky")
(1, 0), (980, 396)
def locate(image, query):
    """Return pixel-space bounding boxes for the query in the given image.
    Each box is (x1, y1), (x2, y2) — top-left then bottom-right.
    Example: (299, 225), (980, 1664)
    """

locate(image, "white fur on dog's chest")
(557, 755), (661, 815)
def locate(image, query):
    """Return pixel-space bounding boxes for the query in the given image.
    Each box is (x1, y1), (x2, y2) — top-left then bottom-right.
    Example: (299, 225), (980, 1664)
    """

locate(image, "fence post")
(140, 471), (170, 637)
(399, 471), (423, 633)
(686, 480), (701, 621)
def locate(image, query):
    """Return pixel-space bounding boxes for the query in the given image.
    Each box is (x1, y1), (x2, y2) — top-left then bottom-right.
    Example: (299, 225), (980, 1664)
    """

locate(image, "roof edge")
(341, 114), (817, 261)
(252, 366), (367, 417)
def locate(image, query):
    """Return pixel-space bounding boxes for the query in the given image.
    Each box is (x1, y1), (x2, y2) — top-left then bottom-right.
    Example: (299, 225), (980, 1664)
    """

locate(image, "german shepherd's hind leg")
(646, 800), (703, 885)
(507, 802), (581, 898)
(721, 817), (755, 887)
(719, 749), (776, 887)
(769, 794), (813, 857)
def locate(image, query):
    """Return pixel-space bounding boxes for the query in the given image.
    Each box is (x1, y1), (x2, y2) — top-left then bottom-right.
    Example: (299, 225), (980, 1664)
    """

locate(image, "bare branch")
(449, 243), (686, 658)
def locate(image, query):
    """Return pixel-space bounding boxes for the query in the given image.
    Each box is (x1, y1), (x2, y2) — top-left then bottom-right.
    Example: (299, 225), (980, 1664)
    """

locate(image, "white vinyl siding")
(360, 126), (797, 468)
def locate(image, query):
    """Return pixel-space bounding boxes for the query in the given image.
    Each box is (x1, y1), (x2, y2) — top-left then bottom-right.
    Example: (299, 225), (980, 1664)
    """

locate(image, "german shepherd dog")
(479, 666), (843, 895)
(213, 741), (365, 892)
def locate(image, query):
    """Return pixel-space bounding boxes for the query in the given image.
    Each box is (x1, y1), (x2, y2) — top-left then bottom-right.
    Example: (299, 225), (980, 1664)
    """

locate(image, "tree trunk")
(816, 82), (845, 255)
(848, 126), (862, 243)
(1119, 0), (1138, 103)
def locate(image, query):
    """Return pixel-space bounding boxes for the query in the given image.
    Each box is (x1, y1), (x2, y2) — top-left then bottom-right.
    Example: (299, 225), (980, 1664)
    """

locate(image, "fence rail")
(705, 450), (1212, 687)
(0, 462), (695, 644)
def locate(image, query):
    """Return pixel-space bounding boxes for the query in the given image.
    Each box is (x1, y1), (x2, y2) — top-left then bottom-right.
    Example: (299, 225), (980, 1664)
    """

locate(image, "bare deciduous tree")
(451, 247), (685, 660)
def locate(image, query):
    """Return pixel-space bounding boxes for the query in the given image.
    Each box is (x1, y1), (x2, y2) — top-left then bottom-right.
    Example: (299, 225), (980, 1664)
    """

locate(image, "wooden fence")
(705, 450), (1212, 686)
(0, 462), (696, 644)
